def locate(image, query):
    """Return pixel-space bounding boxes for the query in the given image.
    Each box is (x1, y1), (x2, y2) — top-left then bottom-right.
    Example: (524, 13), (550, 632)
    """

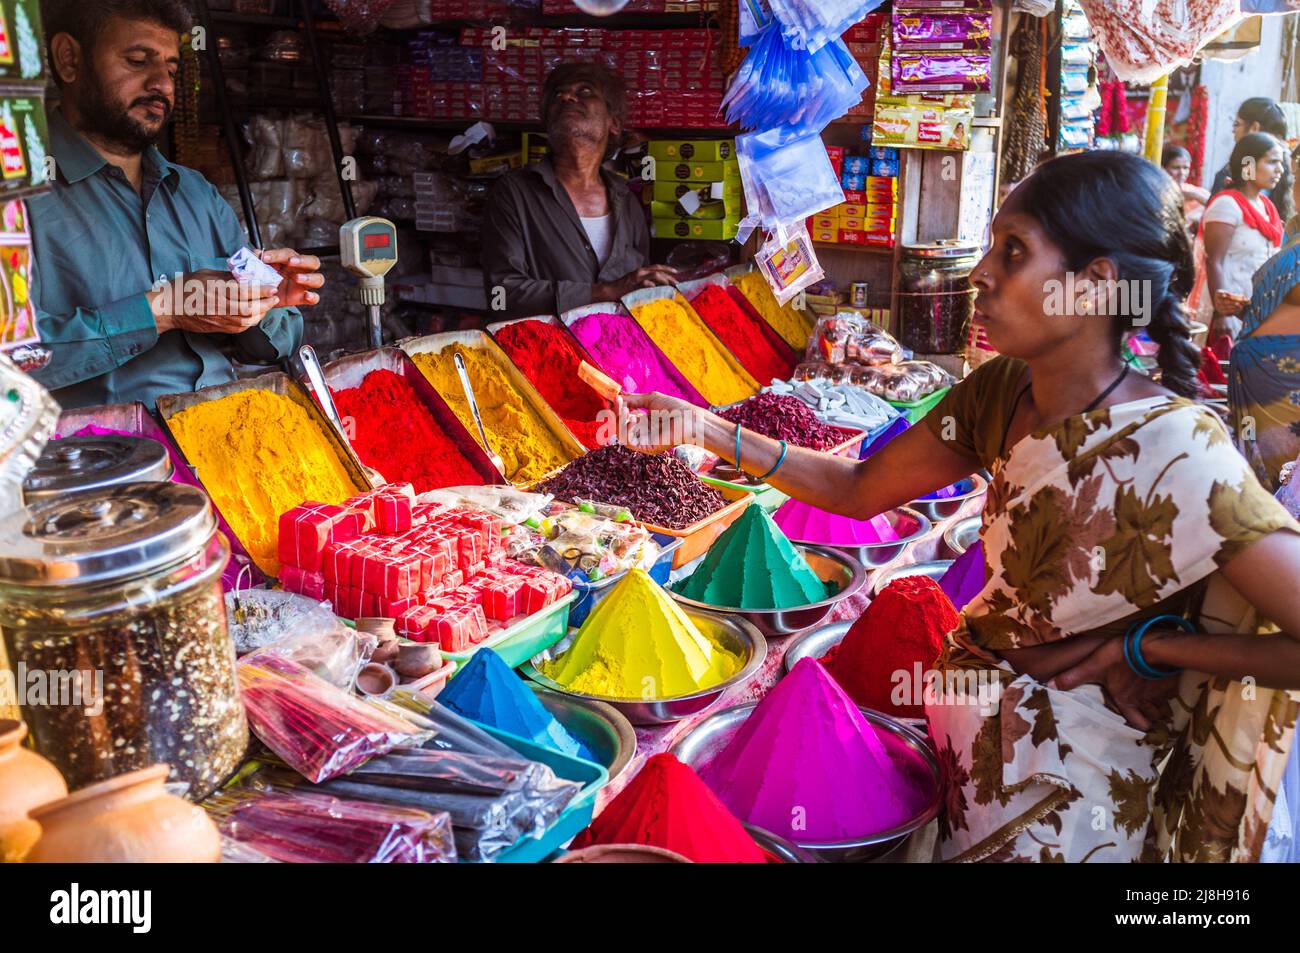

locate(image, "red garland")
(1114, 81), (1131, 135)
(1097, 79), (1115, 137)
(1187, 85), (1209, 186)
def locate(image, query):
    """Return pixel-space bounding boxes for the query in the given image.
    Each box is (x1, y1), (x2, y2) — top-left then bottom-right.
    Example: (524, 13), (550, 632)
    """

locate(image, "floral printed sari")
(927, 396), (1300, 862)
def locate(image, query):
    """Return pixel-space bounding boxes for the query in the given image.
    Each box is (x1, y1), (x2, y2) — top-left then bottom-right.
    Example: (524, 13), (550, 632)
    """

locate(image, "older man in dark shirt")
(481, 63), (676, 318)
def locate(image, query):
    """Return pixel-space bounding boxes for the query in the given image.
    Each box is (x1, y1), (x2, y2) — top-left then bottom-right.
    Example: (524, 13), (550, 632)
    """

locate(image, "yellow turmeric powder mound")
(733, 271), (815, 352)
(410, 344), (572, 484)
(168, 389), (364, 577)
(629, 297), (759, 406)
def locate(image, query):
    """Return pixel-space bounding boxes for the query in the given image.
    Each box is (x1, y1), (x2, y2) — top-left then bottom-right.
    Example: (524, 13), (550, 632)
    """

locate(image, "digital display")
(363, 233), (391, 249)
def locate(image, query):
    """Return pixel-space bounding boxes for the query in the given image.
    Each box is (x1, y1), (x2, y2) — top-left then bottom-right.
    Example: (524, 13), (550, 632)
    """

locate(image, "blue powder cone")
(441, 648), (594, 761)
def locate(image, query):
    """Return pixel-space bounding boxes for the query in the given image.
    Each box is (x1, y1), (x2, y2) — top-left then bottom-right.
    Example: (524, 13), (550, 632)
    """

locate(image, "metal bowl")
(907, 472), (988, 522)
(522, 608), (767, 726)
(670, 702), (941, 862)
(872, 559), (953, 597)
(529, 685), (637, 789)
(787, 506), (931, 570)
(667, 545), (866, 639)
(783, 621), (928, 734)
(743, 823), (819, 863)
(941, 516), (981, 558)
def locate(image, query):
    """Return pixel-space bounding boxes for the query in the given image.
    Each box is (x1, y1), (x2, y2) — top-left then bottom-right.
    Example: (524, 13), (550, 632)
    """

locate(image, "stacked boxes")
(648, 139), (740, 241)
(408, 27), (727, 127)
(808, 146), (898, 248)
(278, 484), (572, 652)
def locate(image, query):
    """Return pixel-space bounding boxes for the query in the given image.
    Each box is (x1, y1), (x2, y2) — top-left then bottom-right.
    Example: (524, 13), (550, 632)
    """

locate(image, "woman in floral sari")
(623, 151), (1300, 862)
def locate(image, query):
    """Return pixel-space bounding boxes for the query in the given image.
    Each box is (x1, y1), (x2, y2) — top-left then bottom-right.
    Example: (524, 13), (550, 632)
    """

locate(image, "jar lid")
(0, 483), (216, 587)
(22, 435), (172, 502)
(902, 240), (982, 259)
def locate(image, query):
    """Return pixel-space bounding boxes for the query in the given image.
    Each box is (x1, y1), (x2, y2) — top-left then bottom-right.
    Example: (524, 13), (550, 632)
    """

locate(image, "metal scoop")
(453, 350), (506, 476)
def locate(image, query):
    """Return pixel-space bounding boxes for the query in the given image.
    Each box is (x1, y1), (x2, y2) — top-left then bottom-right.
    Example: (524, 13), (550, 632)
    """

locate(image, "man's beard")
(77, 72), (172, 153)
(546, 102), (607, 153)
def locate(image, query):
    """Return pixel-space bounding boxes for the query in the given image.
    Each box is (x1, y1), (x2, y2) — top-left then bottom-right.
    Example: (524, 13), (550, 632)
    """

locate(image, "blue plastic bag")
(724, 27), (868, 135)
(767, 0), (885, 54)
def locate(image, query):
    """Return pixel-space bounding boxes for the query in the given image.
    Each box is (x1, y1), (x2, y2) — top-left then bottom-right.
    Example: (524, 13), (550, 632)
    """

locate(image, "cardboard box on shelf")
(648, 138), (734, 161)
(651, 178), (742, 203)
(652, 216), (739, 240)
(661, 159), (739, 182)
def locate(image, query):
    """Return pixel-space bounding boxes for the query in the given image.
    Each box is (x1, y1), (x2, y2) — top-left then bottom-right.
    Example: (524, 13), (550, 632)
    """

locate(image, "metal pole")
(1144, 75), (1169, 164)
(297, 0), (357, 222)
(191, 0), (262, 247)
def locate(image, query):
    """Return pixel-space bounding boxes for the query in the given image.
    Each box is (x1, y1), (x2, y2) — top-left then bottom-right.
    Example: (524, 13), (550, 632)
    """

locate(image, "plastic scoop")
(578, 360), (622, 401)
(453, 350), (506, 476)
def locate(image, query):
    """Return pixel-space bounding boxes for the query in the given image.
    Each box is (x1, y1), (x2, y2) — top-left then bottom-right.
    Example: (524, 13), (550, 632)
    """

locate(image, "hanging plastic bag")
(737, 127), (844, 233)
(767, 0), (886, 54)
(754, 224), (826, 306)
(724, 28), (868, 135)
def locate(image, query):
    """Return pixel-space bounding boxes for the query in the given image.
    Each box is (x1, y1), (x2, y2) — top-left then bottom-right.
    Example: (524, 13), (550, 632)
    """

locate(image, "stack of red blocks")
(278, 484), (572, 653)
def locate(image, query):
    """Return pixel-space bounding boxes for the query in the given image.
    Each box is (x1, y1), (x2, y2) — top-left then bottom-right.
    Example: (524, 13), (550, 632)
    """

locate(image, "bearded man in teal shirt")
(29, 0), (325, 409)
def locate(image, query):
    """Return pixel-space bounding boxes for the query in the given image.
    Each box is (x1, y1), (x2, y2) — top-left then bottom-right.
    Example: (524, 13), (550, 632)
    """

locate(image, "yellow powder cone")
(542, 569), (742, 699)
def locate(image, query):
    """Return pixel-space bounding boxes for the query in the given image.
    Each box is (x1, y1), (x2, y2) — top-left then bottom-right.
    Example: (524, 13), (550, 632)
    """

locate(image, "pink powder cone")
(773, 498), (901, 546)
(698, 657), (917, 841)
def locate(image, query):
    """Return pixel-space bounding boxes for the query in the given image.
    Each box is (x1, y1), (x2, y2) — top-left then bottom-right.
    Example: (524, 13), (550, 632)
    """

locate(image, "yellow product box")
(651, 178), (742, 203)
(650, 199), (731, 220)
(839, 203), (867, 218)
(469, 151), (523, 175)
(652, 216), (740, 240)
(522, 132), (550, 164)
(660, 159), (740, 182)
(648, 138), (734, 162)
(811, 215), (838, 230)
(812, 228), (838, 243)
(865, 176), (899, 192)
(840, 216), (865, 231)
(864, 215), (895, 233)
(805, 289), (846, 308)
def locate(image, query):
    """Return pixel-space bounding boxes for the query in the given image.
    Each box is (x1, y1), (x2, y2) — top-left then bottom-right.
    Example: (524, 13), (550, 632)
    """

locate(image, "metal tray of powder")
(320, 346), (507, 486)
(485, 314), (614, 405)
(398, 329), (587, 482)
(620, 284), (760, 397)
(675, 271), (801, 369)
(156, 373), (374, 574)
(557, 299), (636, 329)
(55, 400), (264, 588)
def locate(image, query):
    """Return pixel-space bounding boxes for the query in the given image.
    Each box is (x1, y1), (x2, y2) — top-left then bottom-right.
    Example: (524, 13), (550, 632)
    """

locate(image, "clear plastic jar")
(0, 484), (247, 798)
(897, 241), (981, 355)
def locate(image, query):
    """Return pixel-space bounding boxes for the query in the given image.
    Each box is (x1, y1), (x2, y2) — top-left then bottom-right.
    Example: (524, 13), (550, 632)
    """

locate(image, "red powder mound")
(495, 320), (611, 450)
(331, 369), (483, 492)
(822, 575), (959, 719)
(571, 753), (769, 863)
(690, 285), (796, 387)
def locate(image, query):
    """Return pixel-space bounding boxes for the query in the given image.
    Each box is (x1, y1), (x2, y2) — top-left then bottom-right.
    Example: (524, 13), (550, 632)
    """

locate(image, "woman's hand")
(1213, 289), (1249, 317)
(618, 391), (708, 454)
(1050, 636), (1179, 731)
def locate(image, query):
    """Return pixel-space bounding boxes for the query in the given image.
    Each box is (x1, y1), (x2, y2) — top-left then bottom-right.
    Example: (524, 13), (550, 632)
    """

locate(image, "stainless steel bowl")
(907, 472), (988, 522)
(667, 545), (867, 639)
(787, 506), (931, 570)
(783, 621), (928, 734)
(743, 823), (819, 863)
(670, 702), (941, 863)
(872, 559), (953, 597)
(529, 685), (637, 788)
(521, 608), (767, 726)
(941, 516), (981, 558)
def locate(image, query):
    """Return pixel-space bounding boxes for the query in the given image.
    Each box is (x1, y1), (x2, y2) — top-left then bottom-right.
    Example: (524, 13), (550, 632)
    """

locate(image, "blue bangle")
(756, 440), (789, 481)
(1123, 614), (1193, 680)
(734, 422), (742, 472)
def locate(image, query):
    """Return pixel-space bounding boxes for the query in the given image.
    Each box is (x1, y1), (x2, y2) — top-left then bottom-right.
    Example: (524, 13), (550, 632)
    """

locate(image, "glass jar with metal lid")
(22, 433), (173, 505)
(0, 482), (247, 798)
(897, 240), (982, 355)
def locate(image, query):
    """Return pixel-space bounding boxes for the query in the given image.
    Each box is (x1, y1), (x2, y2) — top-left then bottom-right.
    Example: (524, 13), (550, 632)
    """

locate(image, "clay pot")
(26, 764), (220, 863)
(394, 643), (441, 679)
(356, 662), (397, 697)
(355, 617), (397, 641)
(370, 638), (401, 666)
(0, 720), (68, 862)
(554, 844), (692, 863)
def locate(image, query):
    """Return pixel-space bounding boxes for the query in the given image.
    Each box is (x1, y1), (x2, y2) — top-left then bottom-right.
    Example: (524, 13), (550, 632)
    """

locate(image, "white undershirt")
(580, 213), (614, 266)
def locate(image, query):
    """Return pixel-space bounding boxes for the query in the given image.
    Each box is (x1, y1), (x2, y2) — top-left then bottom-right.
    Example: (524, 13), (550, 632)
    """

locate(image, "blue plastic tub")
(475, 723), (609, 863)
(566, 534), (682, 628)
(859, 413), (910, 459)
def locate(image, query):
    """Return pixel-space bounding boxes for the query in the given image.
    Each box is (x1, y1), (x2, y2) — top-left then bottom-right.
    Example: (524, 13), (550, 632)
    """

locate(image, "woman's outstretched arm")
(620, 391), (979, 522)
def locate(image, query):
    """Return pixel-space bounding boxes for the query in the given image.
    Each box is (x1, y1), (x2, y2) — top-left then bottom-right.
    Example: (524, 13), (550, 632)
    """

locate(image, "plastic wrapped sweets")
(806, 313), (903, 366)
(792, 359), (954, 404)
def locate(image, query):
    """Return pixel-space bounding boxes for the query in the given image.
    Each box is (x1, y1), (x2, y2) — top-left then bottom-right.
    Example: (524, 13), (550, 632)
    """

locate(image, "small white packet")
(227, 247), (284, 288)
(755, 224), (825, 306)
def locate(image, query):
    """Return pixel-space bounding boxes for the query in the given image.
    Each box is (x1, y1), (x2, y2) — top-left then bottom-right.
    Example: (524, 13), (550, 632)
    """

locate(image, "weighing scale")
(339, 216), (399, 348)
